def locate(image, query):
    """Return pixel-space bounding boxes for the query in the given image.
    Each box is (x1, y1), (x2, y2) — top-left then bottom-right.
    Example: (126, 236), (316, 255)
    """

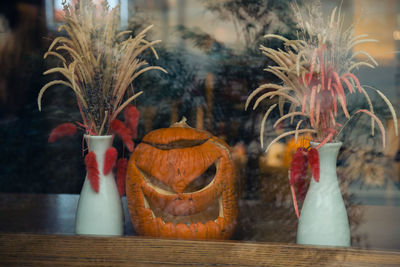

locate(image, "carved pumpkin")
(126, 119), (238, 240)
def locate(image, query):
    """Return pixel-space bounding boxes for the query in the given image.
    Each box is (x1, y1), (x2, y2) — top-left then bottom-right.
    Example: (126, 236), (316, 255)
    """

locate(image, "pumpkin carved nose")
(171, 180), (186, 193)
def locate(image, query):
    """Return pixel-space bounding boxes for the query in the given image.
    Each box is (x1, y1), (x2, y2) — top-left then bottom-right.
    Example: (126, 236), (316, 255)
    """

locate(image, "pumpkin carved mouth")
(142, 193), (223, 226)
(139, 163), (224, 225)
(134, 164), (227, 238)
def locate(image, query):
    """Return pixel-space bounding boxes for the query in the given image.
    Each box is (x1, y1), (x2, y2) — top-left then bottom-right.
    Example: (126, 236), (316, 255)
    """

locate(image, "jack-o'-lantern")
(126, 118), (238, 240)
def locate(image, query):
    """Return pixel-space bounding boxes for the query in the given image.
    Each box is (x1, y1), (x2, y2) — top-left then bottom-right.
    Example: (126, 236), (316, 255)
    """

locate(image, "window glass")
(1, 0), (400, 251)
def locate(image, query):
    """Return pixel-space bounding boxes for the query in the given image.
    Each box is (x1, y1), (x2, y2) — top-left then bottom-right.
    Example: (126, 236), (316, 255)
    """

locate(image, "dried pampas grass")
(246, 1), (397, 152)
(38, 0), (167, 135)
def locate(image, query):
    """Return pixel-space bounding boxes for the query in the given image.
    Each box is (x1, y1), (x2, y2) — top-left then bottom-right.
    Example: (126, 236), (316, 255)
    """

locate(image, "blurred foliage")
(200, 0), (299, 51)
(0, 0), (301, 195)
(175, 0), (302, 144)
(172, 0), (303, 198)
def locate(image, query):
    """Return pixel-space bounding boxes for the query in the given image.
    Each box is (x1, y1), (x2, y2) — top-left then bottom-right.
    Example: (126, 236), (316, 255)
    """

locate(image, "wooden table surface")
(1, 193), (400, 266)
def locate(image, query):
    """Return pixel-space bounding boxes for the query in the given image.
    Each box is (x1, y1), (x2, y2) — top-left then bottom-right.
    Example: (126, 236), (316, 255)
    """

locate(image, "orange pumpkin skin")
(126, 121), (238, 240)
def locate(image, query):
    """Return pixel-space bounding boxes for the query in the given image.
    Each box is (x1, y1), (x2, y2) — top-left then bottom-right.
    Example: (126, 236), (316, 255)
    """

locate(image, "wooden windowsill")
(1, 193), (400, 266)
(1, 233), (400, 266)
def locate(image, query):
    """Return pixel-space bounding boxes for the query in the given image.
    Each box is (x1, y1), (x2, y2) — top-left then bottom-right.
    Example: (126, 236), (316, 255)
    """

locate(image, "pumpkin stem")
(171, 117), (190, 128)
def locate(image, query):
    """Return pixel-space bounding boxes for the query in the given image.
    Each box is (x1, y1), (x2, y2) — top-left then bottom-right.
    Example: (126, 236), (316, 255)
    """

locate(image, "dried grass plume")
(246, 1), (397, 152)
(38, 0), (167, 135)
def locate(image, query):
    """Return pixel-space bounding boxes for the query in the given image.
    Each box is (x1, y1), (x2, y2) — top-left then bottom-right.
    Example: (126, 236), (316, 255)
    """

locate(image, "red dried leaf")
(104, 147), (118, 175)
(48, 123), (77, 143)
(116, 158), (128, 197)
(307, 48), (319, 86)
(308, 148), (320, 182)
(290, 184), (300, 219)
(314, 132), (334, 150)
(342, 73), (362, 93)
(318, 48), (325, 90)
(304, 73), (312, 86)
(111, 119), (134, 152)
(85, 152), (99, 193)
(289, 148), (308, 185)
(332, 71), (346, 96)
(121, 135), (134, 152)
(309, 86), (317, 126)
(330, 89), (337, 116)
(124, 105), (140, 139)
(290, 148), (309, 202)
(297, 176), (307, 201)
(332, 77), (350, 118)
(315, 99), (321, 126)
(111, 119), (131, 136)
(327, 76), (332, 91)
(340, 76), (353, 94)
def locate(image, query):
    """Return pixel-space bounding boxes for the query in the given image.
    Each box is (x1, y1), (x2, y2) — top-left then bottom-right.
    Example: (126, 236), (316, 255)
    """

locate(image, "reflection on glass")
(0, 0), (400, 251)
(45, 0), (127, 30)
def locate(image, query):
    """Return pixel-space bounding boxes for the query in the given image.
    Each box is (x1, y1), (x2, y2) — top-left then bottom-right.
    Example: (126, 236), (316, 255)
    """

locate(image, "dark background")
(0, 0), (300, 196)
(0, 0), (399, 201)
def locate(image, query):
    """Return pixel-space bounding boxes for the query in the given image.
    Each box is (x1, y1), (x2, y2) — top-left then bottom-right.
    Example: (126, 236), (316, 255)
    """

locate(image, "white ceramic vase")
(297, 142), (350, 247)
(75, 135), (124, 236)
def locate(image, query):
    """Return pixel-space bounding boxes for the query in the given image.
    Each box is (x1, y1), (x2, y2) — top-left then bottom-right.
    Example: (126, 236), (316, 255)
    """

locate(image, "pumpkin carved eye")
(138, 167), (175, 195)
(184, 163), (217, 193)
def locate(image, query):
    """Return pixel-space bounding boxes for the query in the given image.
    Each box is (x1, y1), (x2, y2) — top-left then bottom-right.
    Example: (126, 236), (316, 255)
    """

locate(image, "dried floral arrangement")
(38, 0), (166, 136)
(37, 0), (166, 194)
(245, 1), (398, 216)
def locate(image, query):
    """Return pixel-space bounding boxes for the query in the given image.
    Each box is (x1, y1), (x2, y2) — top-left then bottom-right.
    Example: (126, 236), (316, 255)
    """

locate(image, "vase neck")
(311, 142), (342, 181)
(312, 142), (342, 157)
(85, 135), (113, 155)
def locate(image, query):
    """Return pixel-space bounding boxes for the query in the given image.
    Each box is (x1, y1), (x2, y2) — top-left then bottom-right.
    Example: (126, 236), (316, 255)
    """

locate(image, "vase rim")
(84, 134), (113, 139)
(309, 141), (342, 147)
